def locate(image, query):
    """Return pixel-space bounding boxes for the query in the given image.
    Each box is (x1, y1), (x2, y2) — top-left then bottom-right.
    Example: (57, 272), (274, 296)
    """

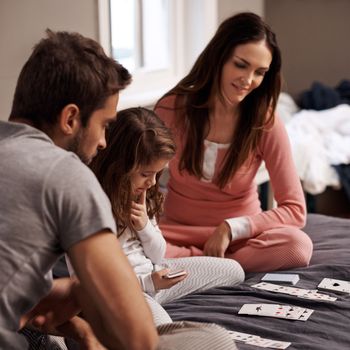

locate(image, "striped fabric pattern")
(146, 256), (244, 325)
(20, 321), (238, 349)
(20, 327), (68, 350)
(157, 321), (237, 349)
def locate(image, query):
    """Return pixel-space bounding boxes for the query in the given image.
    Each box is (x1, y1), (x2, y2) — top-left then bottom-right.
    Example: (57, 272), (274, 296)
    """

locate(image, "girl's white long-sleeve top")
(118, 218), (166, 294)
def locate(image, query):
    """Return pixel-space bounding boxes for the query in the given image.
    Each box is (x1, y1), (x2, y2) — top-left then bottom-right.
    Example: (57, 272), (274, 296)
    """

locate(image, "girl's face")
(130, 157), (169, 196)
(219, 40), (272, 107)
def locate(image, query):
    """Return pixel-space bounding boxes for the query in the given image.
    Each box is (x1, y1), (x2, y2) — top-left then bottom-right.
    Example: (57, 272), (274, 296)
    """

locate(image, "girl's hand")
(151, 269), (187, 291)
(131, 190), (148, 230)
(203, 222), (231, 258)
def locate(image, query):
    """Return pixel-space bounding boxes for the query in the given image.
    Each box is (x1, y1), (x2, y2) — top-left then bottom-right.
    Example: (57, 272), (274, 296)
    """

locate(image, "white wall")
(183, 0), (264, 73)
(0, 0), (98, 120)
(0, 0), (265, 120)
(218, 0), (264, 23)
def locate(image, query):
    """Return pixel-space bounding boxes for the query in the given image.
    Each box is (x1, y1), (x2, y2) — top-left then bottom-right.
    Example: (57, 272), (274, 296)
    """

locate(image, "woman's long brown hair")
(155, 12), (281, 188)
(90, 107), (176, 236)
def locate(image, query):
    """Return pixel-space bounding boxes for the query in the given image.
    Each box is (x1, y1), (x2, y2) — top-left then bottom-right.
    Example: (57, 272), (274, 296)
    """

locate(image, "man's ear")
(58, 104), (81, 135)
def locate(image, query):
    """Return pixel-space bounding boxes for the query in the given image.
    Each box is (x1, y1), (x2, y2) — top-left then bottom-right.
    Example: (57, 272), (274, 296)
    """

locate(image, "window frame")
(97, 0), (218, 108)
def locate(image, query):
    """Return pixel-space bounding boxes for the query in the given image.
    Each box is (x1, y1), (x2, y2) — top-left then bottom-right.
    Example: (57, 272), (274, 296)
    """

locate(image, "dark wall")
(265, 0), (350, 99)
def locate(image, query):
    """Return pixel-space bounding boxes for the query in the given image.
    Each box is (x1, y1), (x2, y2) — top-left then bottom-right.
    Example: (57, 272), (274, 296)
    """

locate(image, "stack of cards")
(228, 331), (291, 349)
(252, 282), (337, 301)
(318, 278), (350, 294)
(261, 273), (300, 285)
(238, 303), (314, 321)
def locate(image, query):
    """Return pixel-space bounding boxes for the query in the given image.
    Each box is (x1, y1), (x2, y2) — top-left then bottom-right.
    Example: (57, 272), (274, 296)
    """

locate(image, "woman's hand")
(131, 190), (148, 230)
(203, 222), (231, 258)
(151, 269), (187, 291)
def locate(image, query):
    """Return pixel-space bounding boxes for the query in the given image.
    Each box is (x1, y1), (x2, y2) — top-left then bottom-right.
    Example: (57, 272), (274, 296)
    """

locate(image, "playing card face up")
(238, 303), (314, 321)
(300, 289), (337, 301)
(318, 278), (350, 294)
(227, 330), (291, 349)
(246, 338), (291, 349)
(227, 330), (260, 343)
(252, 282), (337, 301)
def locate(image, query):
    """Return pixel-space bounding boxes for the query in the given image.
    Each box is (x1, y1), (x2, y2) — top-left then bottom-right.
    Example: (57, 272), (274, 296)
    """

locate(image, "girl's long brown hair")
(90, 107), (176, 236)
(155, 12), (281, 188)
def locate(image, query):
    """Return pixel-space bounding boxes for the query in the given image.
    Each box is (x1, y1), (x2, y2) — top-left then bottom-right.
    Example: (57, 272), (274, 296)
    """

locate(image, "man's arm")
(68, 230), (158, 350)
(20, 278), (107, 349)
(19, 277), (80, 330)
(56, 316), (107, 350)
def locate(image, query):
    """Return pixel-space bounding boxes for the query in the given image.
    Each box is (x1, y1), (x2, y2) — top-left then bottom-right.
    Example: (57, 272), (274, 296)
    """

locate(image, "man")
(0, 29), (236, 350)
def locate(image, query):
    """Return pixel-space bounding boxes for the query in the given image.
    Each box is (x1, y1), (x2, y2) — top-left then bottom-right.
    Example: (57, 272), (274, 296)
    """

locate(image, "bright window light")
(110, 0), (169, 73)
(98, 0), (218, 108)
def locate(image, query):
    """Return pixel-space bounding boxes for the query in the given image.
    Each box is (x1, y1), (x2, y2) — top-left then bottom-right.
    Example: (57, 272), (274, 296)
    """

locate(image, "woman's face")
(130, 158), (169, 196)
(219, 40), (272, 106)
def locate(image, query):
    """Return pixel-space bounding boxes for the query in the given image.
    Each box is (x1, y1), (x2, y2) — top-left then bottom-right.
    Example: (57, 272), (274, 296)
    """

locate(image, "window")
(110, 0), (170, 73)
(98, 0), (218, 108)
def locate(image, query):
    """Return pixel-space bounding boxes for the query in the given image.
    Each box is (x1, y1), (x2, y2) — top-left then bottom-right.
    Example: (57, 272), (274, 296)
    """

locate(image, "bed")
(163, 214), (350, 349)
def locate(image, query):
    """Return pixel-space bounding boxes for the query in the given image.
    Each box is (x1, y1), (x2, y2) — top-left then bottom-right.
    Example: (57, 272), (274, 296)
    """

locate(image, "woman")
(154, 12), (313, 272)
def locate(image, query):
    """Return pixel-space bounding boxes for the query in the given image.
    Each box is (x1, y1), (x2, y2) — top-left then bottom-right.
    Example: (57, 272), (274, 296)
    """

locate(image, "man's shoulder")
(1, 121), (60, 159)
(2, 121), (82, 166)
(0, 120), (49, 141)
(0, 122), (89, 190)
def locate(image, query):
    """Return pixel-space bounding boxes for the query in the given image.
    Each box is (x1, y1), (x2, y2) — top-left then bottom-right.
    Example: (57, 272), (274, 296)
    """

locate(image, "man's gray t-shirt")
(0, 121), (116, 348)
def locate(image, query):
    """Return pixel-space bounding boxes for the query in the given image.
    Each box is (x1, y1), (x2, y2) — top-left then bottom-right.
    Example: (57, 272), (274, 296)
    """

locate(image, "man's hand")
(203, 221), (231, 258)
(131, 190), (148, 230)
(151, 269), (187, 291)
(57, 316), (107, 350)
(20, 277), (81, 334)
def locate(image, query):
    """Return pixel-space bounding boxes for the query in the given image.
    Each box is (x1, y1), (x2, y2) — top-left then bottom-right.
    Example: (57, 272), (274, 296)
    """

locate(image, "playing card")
(227, 331), (291, 349)
(246, 338), (291, 349)
(297, 308), (314, 321)
(266, 340), (292, 349)
(283, 306), (306, 320)
(227, 331), (260, 343)
(252, 282), (337, 301)
(239, 303), (288, 318)
(318, 278), (350, 294)
(252, 282), (300, 295)
(245, 337), (275, 347)
(238, 303), (313, 321)
(261, 273), (299, 285)
(300, 289), (337, 301)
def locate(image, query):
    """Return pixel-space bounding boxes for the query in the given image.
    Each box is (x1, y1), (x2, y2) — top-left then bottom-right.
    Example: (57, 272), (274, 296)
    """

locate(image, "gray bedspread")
(164, 214), (350, 349)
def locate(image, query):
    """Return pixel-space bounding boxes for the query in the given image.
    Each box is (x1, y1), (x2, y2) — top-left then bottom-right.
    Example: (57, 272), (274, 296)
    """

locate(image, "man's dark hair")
(9, 29), (131, 128)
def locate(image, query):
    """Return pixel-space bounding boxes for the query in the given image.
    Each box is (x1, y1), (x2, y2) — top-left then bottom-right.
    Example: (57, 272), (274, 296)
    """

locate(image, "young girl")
(89, 107), (245, 325)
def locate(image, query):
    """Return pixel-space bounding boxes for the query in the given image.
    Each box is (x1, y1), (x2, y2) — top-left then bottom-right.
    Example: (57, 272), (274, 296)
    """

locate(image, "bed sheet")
(164, 214), (350, 349)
